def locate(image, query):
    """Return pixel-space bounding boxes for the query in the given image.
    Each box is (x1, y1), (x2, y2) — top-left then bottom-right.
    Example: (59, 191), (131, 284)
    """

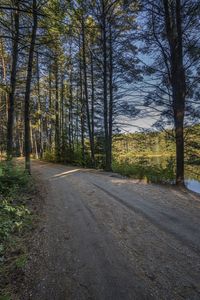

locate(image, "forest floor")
(20, 160), (200, 300)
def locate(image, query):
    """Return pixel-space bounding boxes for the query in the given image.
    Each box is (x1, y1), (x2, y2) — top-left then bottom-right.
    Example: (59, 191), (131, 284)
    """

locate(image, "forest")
(0, 0), (199, 185)
(0, 1), (200, 299)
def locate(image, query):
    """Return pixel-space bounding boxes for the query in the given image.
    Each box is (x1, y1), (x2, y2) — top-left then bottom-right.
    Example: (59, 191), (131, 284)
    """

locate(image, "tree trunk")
(48, 66), (52, 148)
(163, 0), (186, 185)
(60, 72), (64, 152)
(75, 83), (79, 151)
(108, 23), (113, 170)
(90, 50), (95, 166)
(24, 0), (38, 174)
(54, 57), (60, 161)
(7, 0), (19, 160)
(102, 2), (110, 171)
(79, 50), (85, 164)
(36, 51), (43, 158)
(81, 15), (95, 166)
(69, 57), (74, 152)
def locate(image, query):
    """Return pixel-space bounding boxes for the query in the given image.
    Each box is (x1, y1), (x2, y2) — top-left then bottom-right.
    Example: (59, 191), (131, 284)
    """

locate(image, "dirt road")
(22, 161), (200, 300)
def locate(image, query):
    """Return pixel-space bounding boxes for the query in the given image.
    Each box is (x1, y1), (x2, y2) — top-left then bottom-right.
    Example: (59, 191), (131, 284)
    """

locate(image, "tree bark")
(163, 0), (186, 185)
(69, 56), (74, 152)
(60, 72), (64, 141)
(81, 15), (95, 166)
(24, 0), (38, 173)
(102, 1), (110, 171)
(79, 49), (85, 164)
(36, 51), (43, 158)
(90, 50), (95, 166)
(48, 66), (52, 148)
(108, 23), (113, 170)
(54, 56), (60, 161)
(7, 0), (20, 160)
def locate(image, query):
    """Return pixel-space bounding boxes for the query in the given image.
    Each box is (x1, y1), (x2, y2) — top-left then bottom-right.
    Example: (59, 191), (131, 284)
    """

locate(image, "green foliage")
(0, 163), (34, 298)
(43, 150), (56, 162)
(112, 126), (200, 183)
(0, 163), (29, 196)
(113, 131), (176, 158)
(112, 156), (175, 183)
(70, 148), (86, 166)
(15, 254), (27, 269)
(42, 125), (200, 183)
(43, 146), (92, 167)
(94, 154), (105, 169)
(0, 200), (30, 242)
(0, 295), (11, 300)
(185, 124), (200, 163)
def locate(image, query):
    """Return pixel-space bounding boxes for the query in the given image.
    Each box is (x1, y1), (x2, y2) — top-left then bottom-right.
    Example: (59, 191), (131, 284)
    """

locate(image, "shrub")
(0, 200), (30, 242)
(0, 163), (29, 196)
(112, 156), (175, 184)
(43, 150), (56, 162)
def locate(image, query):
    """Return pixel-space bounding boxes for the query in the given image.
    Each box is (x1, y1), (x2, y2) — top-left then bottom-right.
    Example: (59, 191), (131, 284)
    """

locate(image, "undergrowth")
(0, 162), (35, 300)
(112, 158), (175, 183)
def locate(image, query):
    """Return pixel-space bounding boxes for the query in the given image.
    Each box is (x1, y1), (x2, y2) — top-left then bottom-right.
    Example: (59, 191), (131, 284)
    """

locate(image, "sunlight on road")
(110, 178), (148, 185)
(51, 169), (81, 179)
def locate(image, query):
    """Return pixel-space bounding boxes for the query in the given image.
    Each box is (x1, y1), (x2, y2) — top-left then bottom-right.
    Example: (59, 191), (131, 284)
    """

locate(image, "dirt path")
(22, 161), (200, 300)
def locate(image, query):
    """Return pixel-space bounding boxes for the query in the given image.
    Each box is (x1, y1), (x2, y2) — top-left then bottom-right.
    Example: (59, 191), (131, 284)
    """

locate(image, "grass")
(0, 162), (36, 299)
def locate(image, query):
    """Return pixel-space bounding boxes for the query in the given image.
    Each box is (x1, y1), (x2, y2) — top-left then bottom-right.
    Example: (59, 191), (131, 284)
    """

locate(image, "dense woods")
(0, 0), (200, 185)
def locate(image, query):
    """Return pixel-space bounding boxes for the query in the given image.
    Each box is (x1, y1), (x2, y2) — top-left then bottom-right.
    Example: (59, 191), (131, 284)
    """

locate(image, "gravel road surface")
(22, 161), (200, 300)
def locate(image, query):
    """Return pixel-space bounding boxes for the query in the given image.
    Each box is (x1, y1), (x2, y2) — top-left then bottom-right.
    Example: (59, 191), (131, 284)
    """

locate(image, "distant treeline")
(113, 125), (200, 164)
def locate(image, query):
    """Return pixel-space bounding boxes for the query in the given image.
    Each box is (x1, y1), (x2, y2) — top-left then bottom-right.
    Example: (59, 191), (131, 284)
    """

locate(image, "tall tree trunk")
(54, 57), (60, 161)
(69, 58), (74, 152)
(75, 83), (79, 151)
(81, 15), (95, 166)
(36, 51), (42, 158)
(60, 72), (64, 157)
(0, 38), (8, 120)
(48, 66), (52, 148)
(0, 38), (6, 82)
(102, 2), (110, 171)
(108, 24), (113, 170)
(7, 0), (19, 160)
(24, 0), (38, 173)
(90, 50), (95, 166)
(163, 0), (186, 185)
(0, 38), (8, 155)
(79, 52), (85, 164)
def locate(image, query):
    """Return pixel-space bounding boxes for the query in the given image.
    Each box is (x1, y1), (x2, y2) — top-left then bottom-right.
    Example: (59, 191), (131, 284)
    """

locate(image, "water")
(185, 179), (200, 194)
(148, 157), (200, 194)
(123, 155), (200, 194)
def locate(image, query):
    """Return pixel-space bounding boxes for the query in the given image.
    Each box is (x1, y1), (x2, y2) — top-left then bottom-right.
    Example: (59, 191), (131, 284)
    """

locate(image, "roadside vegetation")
(41, 125), (200, 185)
(0, 162), (37, 300)
(112, 125), (200, 183)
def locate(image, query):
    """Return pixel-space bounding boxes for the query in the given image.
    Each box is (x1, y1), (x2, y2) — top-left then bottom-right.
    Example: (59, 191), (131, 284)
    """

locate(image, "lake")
(116, 155), (200, 194)
(185, 179), (200, 194)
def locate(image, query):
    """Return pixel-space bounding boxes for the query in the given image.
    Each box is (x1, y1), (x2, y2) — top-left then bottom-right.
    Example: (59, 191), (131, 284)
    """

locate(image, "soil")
(20, 160), (200, 300)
